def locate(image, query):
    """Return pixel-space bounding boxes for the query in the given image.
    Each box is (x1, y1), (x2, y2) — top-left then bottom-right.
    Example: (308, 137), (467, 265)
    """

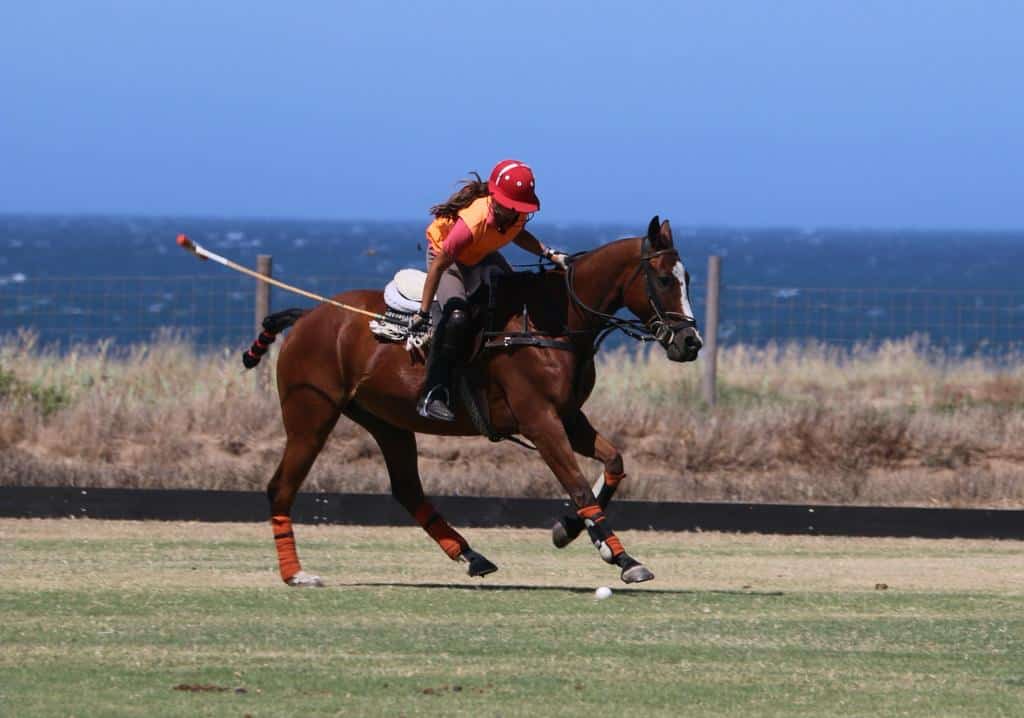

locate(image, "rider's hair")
(429, 172), (489, 219)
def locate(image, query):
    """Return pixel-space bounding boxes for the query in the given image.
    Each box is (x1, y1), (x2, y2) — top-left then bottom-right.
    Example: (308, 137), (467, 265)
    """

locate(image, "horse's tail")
(241, 308), (308, 369)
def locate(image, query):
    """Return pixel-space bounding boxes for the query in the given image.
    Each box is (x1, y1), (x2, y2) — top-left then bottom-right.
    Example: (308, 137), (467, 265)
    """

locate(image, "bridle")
(564, 235), (697, 349)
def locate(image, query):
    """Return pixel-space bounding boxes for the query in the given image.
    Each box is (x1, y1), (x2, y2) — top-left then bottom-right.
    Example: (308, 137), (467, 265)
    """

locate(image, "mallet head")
(176, 234), (207, 260)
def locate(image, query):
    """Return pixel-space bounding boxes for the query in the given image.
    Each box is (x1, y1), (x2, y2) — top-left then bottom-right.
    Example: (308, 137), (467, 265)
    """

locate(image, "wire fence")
(0, 274), (386, 350)
(1, 271), (1022, 355)
(719, 285), (1024, 354)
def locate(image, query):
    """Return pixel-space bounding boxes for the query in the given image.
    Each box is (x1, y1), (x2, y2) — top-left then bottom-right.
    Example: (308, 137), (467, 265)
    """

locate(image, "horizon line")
(1, 209), (1023, 235)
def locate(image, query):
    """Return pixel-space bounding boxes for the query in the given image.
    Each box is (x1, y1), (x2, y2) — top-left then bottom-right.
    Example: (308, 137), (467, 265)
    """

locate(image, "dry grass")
(5, 519), (1024, 594)
(2, 331), (1023, 507)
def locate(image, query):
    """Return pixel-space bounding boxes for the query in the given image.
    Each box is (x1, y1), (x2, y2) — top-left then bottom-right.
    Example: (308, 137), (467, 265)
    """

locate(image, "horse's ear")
(646, 216), (661, 241)
(647, 215), (673, 250)
(659, 219), (674, 247)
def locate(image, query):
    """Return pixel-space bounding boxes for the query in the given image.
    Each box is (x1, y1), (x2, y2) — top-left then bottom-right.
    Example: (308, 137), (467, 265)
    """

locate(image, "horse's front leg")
(518, 407), (653, 584)
(552, 411), (626, 549)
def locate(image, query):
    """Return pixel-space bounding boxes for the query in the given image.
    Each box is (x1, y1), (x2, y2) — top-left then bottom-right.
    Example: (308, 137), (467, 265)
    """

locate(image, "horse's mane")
(488, 236), (641, 335)
(488, 270), (569, 335)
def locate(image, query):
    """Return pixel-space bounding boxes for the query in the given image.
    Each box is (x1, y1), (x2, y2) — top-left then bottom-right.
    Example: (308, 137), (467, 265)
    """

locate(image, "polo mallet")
(175, 234), (384, 320)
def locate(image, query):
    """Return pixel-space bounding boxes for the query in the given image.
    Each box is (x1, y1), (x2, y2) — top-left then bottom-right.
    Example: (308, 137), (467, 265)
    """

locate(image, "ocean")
(1, 214), (1021, 353)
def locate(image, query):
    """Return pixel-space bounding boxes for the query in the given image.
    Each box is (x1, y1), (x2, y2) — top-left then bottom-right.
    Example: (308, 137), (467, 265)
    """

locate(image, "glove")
(408, 309), (430, 333)
(543, 247), (570, 270)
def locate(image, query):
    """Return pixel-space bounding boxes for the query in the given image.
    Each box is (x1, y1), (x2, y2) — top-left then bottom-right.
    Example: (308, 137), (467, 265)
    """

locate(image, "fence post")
(255, 254), (272, 336)
(702, 255), (721, 407)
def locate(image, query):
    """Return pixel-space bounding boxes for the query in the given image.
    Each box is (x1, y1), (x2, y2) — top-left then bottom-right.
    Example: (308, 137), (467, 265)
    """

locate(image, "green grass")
(2, 521), (1023, 717)
(0, 363), (71, 417)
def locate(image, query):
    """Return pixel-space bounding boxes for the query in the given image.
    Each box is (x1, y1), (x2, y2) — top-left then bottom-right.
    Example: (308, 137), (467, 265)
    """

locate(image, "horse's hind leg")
(344, 404), (497, 577)
(267, 394), (341, 587)
(552, 410), (627, 549)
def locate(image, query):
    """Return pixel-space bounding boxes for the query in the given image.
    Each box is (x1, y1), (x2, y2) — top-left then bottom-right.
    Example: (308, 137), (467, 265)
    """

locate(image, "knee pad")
(434, 299), (470, 359)
(441, 298), (470, 339)
(442, 297), (470, 321)
(447, 308), (469, 333)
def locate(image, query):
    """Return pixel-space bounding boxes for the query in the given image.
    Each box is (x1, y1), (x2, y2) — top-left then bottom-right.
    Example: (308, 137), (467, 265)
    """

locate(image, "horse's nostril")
(684, 335), (702, 351)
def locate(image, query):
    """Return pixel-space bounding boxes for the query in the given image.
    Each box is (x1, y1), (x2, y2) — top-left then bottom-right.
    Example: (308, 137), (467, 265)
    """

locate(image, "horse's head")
(621, 216), (703, 362)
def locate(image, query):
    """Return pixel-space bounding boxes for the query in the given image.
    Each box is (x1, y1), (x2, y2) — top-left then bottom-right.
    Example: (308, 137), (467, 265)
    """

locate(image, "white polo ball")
(595, 586), (613, 600)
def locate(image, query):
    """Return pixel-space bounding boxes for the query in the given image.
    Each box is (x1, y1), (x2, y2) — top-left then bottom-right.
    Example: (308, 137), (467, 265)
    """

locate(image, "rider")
(410, 159), (569, 421)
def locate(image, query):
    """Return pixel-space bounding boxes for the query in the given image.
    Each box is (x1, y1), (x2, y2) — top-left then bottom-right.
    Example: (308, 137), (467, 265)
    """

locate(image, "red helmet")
(488, 159), (540, 213)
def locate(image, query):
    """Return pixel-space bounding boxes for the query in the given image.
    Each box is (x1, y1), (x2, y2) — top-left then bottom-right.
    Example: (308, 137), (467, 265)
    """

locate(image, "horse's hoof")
(461, 549), (498, 577)
(552, 516), (584, 549)
(286, 571), (324, 588)
(621, 564), (655, 583)
(616, 554), (654, 584)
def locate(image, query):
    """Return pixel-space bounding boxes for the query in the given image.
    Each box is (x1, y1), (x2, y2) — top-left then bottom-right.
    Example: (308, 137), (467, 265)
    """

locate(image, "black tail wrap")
(241, 308), (308, 369)
(242, 330), (276, 368)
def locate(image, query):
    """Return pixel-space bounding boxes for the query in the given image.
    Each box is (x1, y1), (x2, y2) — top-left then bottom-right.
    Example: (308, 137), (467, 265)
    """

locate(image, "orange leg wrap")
(576, 505), (625, 558)
(271, 515), (301, 582)
(604, 469), (626, 489)
(413, 502), (469, 560)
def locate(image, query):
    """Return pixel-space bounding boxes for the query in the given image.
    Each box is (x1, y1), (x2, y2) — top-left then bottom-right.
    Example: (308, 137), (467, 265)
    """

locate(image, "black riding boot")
(417, 300), (469, 422)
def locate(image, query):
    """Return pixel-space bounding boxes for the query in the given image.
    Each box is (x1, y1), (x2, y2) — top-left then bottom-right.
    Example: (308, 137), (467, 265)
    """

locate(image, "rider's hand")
(543, 247), (570, 270)
(408, 309), (430, 333)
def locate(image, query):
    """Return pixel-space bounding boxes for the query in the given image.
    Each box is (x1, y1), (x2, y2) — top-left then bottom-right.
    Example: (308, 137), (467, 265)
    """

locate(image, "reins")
(503, 238), (694, 354)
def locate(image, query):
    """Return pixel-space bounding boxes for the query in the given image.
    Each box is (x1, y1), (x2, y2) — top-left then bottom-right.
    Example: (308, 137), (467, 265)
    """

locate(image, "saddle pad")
(383, 280), (421, 314)
(394, 268), (426, 302)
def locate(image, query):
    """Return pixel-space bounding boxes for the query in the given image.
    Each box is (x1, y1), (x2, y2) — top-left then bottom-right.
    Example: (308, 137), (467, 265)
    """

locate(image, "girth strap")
(483, 333), (574, 351)
(455, 375), (537, 451)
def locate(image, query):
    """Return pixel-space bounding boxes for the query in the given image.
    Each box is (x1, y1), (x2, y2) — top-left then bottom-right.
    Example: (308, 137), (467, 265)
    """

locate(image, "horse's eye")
(657, 275), (674, 289)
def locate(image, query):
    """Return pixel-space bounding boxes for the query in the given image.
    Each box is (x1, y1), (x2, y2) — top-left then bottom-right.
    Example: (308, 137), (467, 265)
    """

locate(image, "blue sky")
(2, 1), (1022, 227)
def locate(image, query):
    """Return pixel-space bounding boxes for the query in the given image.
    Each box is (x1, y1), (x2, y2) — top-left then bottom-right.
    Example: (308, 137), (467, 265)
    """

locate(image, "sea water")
(0, 214), (1021, 352)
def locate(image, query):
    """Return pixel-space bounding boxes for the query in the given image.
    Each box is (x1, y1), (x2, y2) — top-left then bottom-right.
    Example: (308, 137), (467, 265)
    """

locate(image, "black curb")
(1, 486), (1023, 539)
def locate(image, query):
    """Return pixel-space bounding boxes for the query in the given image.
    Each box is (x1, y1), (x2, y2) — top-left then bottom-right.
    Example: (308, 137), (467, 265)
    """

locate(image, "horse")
(254, 216), (702, 587)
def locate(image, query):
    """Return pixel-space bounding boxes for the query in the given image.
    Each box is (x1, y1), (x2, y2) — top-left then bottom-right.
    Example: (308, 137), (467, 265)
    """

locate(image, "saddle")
(369, 267), (573, 445)
(370, 268), (572, 353)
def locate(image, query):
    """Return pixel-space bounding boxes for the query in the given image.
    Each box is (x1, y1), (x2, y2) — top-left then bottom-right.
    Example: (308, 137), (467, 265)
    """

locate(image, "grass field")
(2, 519), (1023, 716)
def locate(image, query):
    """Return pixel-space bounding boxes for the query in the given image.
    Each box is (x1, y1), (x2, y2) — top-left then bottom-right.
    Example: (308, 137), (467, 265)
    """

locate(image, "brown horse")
(256, 216), (702, 587)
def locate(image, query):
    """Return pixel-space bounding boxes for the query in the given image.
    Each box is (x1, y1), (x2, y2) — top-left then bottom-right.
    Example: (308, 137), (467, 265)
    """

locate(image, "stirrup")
(417, 386), (455, 422)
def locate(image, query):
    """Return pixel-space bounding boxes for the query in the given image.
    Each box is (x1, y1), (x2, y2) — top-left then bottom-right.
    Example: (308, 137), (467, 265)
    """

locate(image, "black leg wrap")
(583, 515), (617, 564)
(617, 552), (655, 583)
(595, 483), (617, 508)
(615, 553), (641, 571)
(553, 470), (623, 549)
(552, 515), (586, 548)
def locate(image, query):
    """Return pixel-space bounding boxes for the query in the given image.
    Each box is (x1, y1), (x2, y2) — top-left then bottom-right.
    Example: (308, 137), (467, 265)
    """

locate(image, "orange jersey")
(426, 196), (527, 266)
